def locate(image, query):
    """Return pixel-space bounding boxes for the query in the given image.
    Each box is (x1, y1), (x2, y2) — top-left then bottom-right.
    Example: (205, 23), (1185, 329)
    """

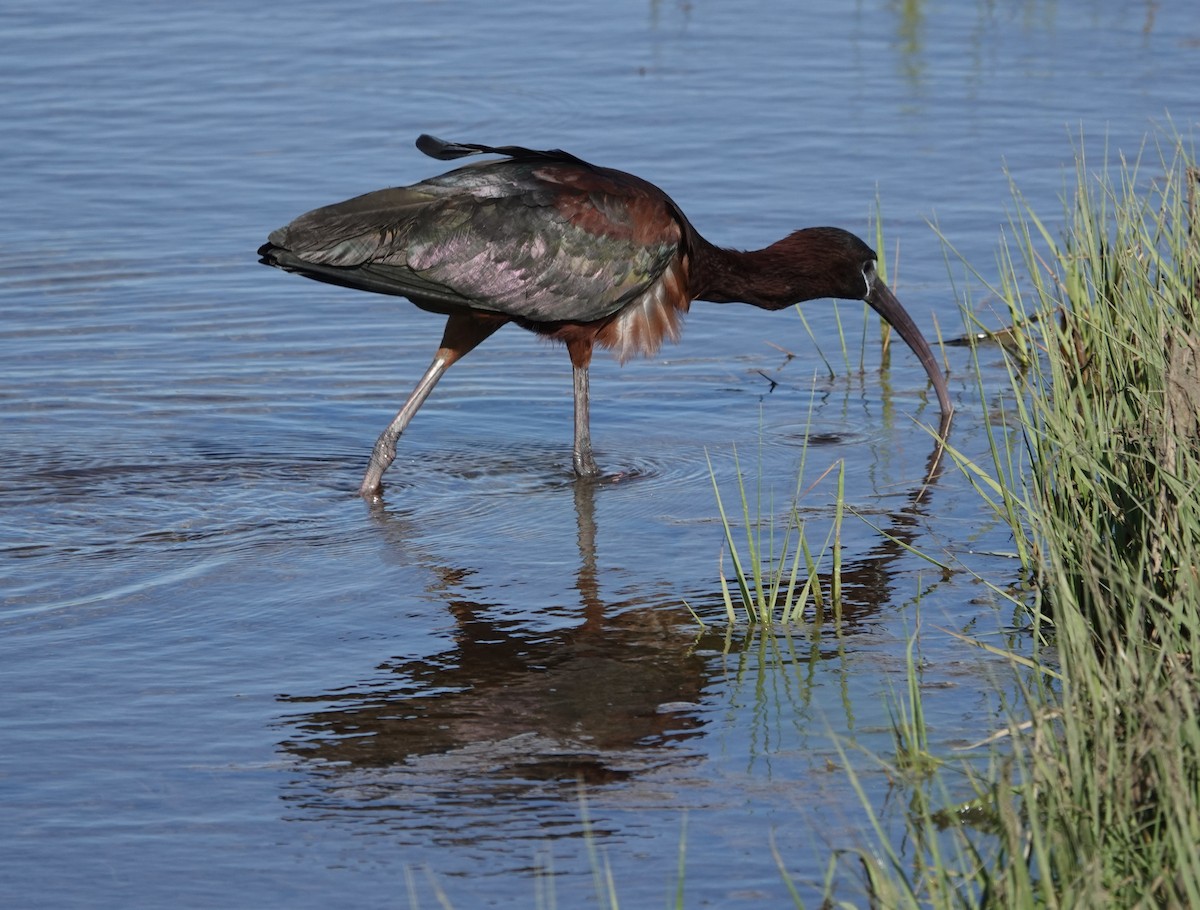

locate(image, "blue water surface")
(1, 1), (1196, 906)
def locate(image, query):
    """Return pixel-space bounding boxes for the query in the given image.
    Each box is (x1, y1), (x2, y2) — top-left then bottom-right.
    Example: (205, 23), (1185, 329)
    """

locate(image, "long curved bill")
(865, 278), (953, 430)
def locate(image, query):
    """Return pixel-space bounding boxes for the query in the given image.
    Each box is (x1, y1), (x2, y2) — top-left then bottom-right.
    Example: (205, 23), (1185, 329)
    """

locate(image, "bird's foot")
(360, 438), (398, 499)
(573, 457), (601, 479)
(572, 438), (601, 478)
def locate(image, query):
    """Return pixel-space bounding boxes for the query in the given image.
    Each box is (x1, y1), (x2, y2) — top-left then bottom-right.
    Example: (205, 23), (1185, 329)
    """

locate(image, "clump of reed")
(850, 136), (1200, 907)
(705, 439), (845, 627)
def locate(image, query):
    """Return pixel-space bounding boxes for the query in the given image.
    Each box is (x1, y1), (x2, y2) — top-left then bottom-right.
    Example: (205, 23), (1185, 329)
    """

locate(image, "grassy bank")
(848, 137), (1200, 906)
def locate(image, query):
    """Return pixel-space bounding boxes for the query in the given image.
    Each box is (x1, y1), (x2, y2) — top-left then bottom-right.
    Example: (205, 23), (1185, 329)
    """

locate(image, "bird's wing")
(264, 159), (684, 324)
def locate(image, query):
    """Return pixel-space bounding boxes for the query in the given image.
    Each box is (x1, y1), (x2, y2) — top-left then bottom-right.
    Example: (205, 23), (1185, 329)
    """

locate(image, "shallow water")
(2, 0), (1196, 906)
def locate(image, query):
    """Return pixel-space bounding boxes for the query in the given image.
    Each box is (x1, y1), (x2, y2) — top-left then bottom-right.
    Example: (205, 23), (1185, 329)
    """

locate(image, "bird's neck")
(690, 236), (823, 311)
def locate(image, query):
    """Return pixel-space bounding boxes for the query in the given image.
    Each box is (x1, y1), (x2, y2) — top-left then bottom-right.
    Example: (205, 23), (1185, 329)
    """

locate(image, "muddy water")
(2, 0), (1195, 906)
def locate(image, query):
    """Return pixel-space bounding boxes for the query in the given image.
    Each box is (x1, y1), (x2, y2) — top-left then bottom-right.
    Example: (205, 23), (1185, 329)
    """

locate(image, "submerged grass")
(705, 439), (846, 627)
(844, 134), (1200, 906)
(702, 284), (861, 627)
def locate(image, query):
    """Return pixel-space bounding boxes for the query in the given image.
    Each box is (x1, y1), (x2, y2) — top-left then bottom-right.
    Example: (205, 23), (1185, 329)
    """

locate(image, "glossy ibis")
(259, 135), (953, 498)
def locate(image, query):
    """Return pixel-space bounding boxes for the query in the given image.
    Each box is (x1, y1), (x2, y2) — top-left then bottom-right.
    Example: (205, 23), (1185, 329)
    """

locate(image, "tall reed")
(852, 135), (1200, 907)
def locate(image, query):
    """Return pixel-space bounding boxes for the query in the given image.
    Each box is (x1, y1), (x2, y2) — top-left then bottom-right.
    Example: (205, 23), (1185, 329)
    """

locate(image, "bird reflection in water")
(279, 482), (715, 791)
(276, 441), (948, 831)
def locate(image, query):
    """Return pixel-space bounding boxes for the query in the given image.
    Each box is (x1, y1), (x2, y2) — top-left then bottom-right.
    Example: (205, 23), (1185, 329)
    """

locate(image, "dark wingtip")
(414, 134), (593, 169)
(416, 134), (482, 161)
(257, 241), (279, 265)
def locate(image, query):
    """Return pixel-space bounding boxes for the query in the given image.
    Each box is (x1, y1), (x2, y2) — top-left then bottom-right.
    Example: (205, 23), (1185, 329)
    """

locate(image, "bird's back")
(260, 151), (689, 326)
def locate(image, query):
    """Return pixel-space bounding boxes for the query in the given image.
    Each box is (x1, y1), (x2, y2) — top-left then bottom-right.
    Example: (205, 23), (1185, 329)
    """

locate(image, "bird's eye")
(862, 260), (877, 295)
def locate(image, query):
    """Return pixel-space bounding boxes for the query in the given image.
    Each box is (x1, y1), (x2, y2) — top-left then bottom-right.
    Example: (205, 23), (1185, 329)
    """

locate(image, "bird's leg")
(360, 312), (504, 499)
(567, 339), (600, 478)
(360, 358), (448, 497)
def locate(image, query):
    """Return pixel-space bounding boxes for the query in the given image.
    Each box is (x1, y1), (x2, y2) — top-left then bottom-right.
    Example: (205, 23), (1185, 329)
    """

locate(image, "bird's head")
(769, 227), (953, 424)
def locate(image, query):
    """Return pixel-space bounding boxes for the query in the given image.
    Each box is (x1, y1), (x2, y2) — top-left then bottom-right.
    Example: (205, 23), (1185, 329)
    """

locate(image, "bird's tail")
(415, 134), (591, 169)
